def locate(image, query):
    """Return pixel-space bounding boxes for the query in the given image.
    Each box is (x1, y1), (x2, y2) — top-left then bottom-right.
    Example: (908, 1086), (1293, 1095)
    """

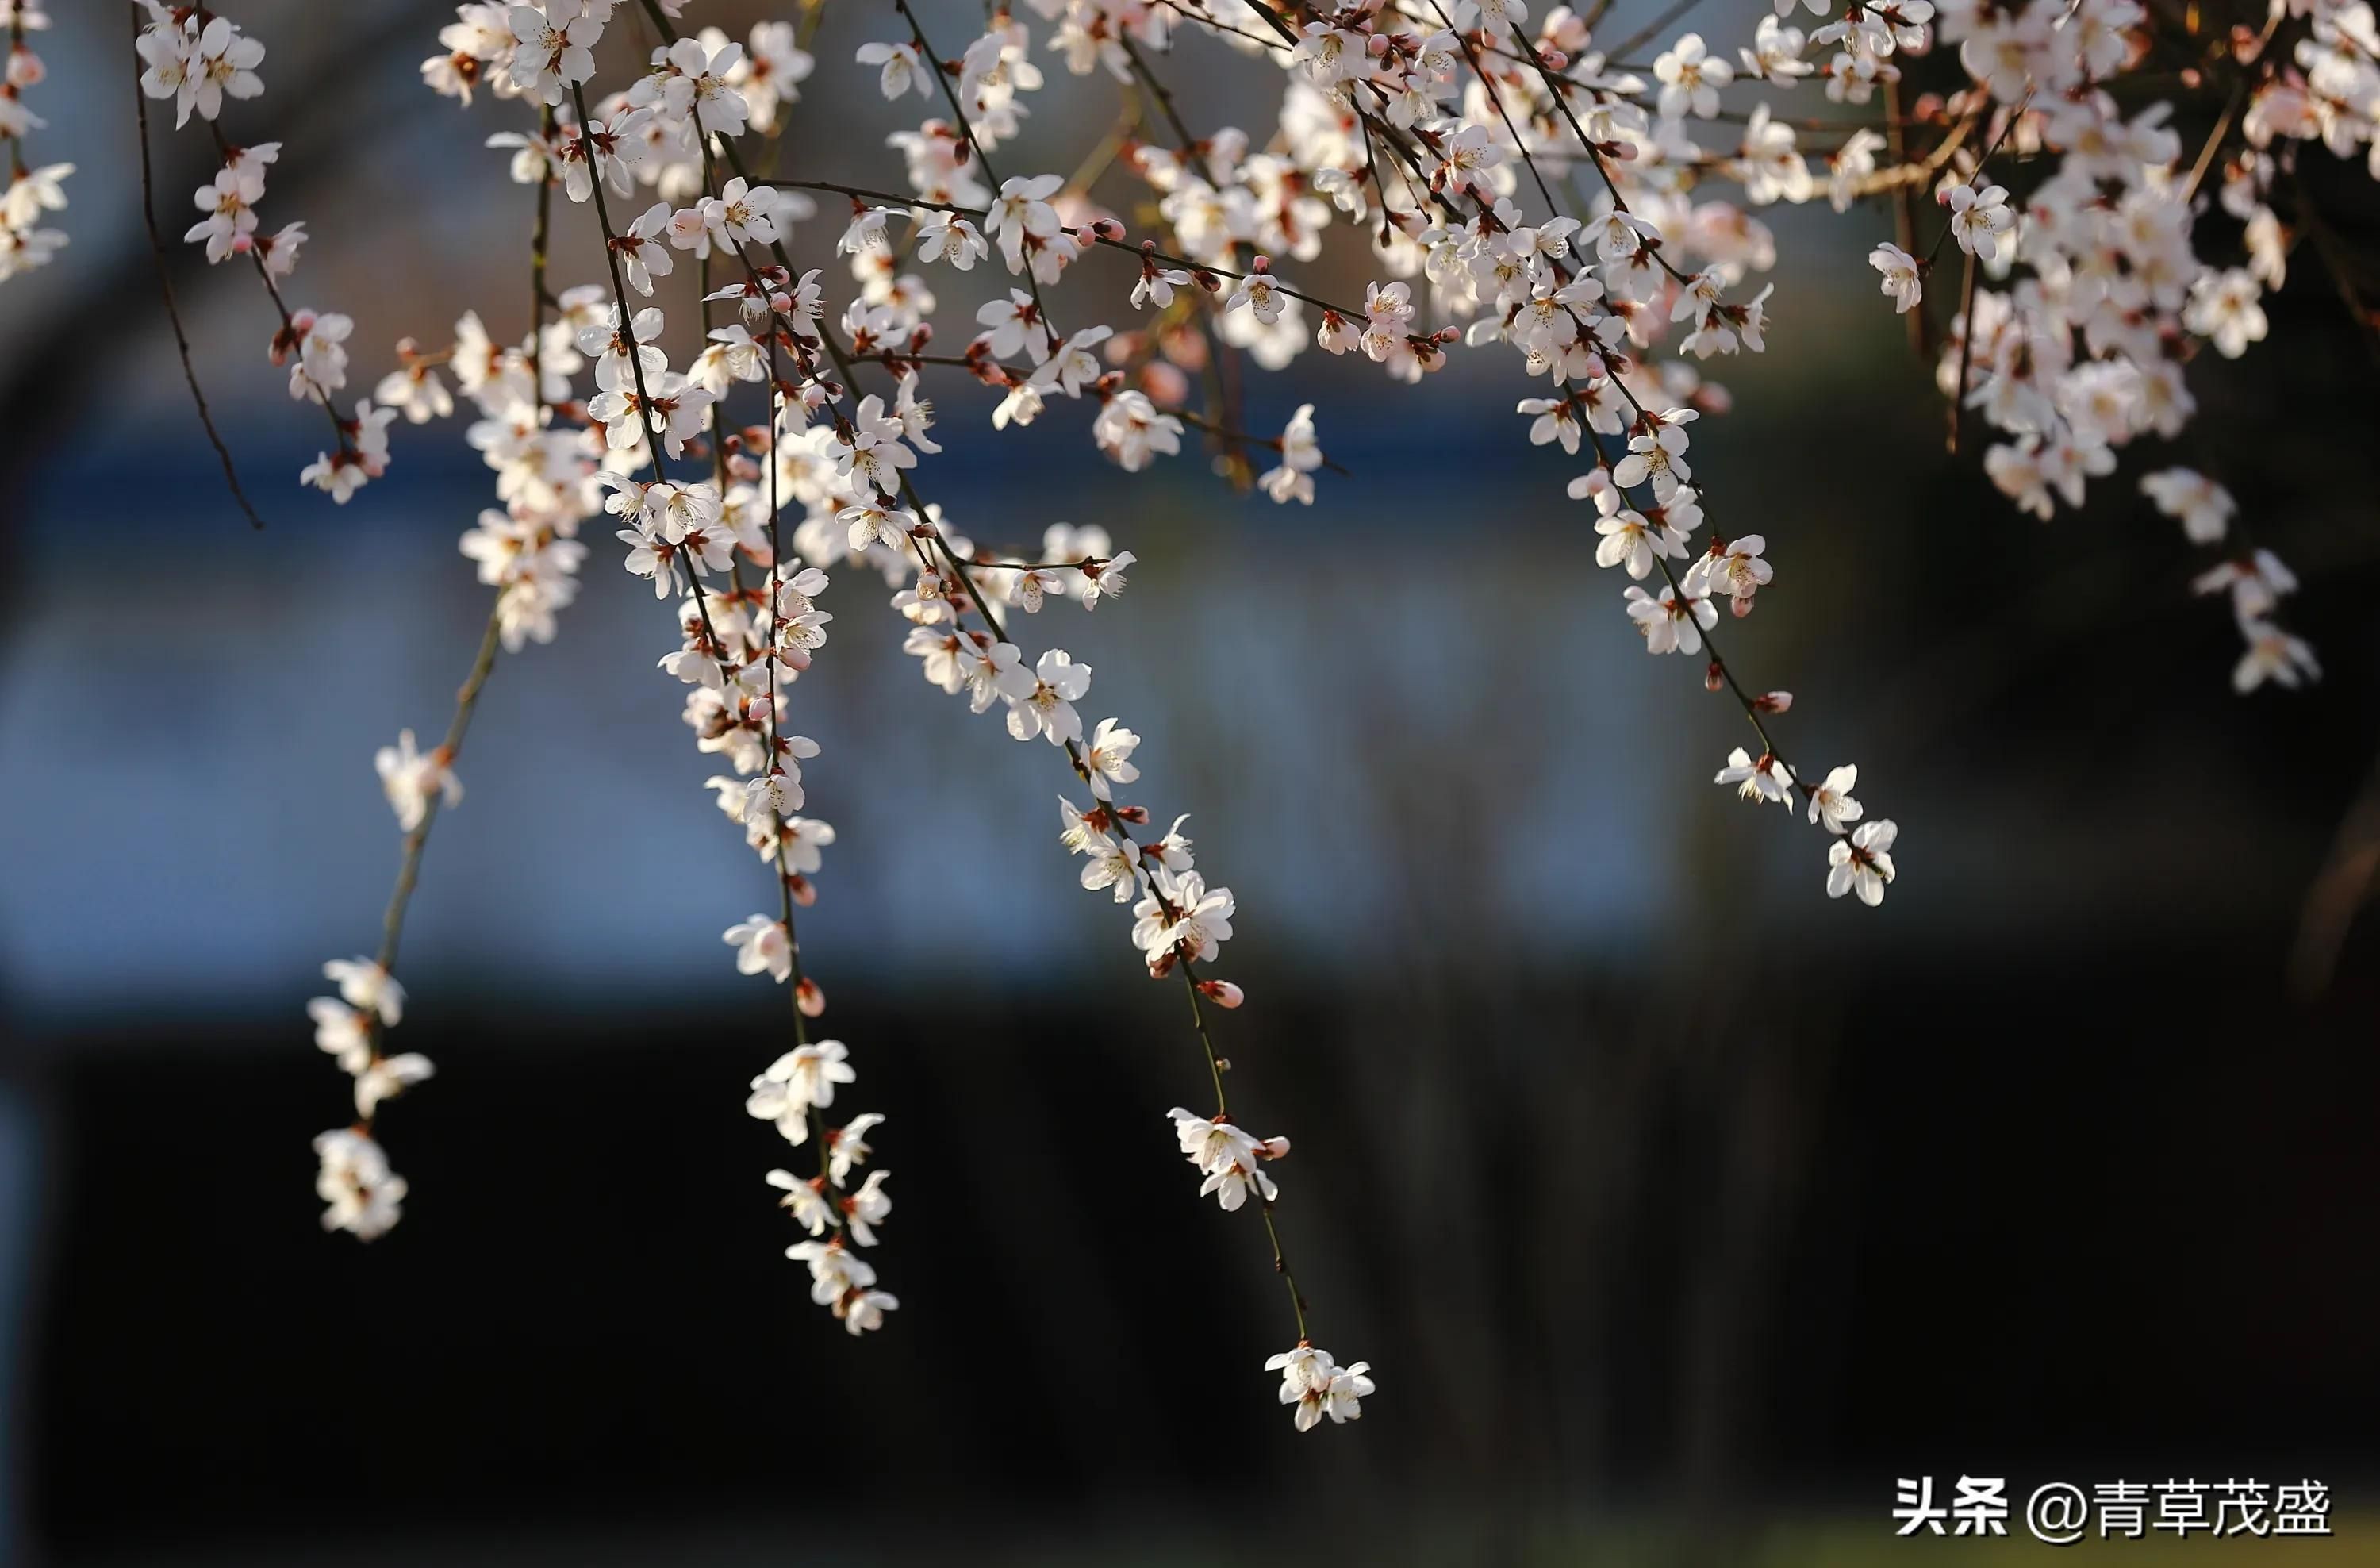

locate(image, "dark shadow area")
(19, 946), (2378, 1559)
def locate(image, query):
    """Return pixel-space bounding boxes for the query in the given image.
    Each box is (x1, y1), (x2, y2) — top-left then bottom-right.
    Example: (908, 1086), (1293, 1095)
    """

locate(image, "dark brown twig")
(1946, 246), (1979, 455)
(131, 2), (265, 529)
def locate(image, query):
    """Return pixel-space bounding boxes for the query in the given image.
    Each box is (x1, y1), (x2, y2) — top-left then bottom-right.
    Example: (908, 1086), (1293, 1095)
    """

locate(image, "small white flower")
(2140, 469), (2236, 545)
(916, 211), (989, 270)
(1714, 747), (1794, 806)
(1683, 534), (1772, 608)
(313, 1128), (406, 1240)
(826, 1113), (884, 1183)
(1133, 871), (1235, 967)
(854, 38), (928, 99)
(747, 1041), (857, 1143)
(1081, 717), (1142, 800)
(1006, 649), (1092, 745)
(1944, 183), (2013, 263)
(322, 957), (405, 1024)
(2192, 549), (2297, 621)
(1869, 242), (1922, 313)
(724, 915), (793, 982)
(1825, 818), (1898, 905)
(354, 1052), (435, 1118)
(1806, 765), (1863, 832)
(309, 997), (372, 1074)
(2184, 268), (2268, 359)
(766, 1167), (836, 1235)
(1653, 33), (1732, 119)
(1080, 551), (1134, 609)
(1623, 582), (1718, 655)
(1261, 405), (1322, 504)
(1225, 268), (1289, 325)
(838, 1286), (899, 1334)
(1265, 1343), (1375, 1431)
(843, 1168), (894, 1245)
(374, 728), (461, 832)
(2232, 621), (2320, 694)
(1167, 1107), (1288, 1211)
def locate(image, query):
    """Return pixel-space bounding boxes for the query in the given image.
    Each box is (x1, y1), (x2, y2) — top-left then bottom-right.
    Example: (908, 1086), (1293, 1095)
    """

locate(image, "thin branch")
(1883, 77), (1929, 360)
(1946, 247), (1979, 456)
(1121, 33), (1198, 150)
(642, 0), (1338, 1343)
(130, 2), (264, 529)
(348, 148), (556, 1129)
(2180, 5), (2283, 204)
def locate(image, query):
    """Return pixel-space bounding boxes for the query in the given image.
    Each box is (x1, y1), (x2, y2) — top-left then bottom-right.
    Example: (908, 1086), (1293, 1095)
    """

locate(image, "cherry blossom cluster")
(616, 422), (905, 1333)
(759, 24), (1373, 1416)
(873, 489), (1362, 1416)
(298, 89), (609, 1236)
(133, 3), (406, 502)
(686, 526), (902, 1334)
(436, 3), (920, 1332)
(62, 0), (2338, 706)
(307, 959), (424, 1239)
(1854, 0), (2356, 689)
(0, 1), (66, 281)
(422, 0), (1362, 1406)
(1265, 1341), (1377, 1430)
(2144, 465), (2318, 691)
(808, 0), (1912, 909)
(0, 0), (2325, 1431)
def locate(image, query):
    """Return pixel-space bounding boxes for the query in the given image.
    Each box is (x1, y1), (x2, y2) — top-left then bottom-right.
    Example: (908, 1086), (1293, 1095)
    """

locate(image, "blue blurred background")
(3, 0), (2379, 1562)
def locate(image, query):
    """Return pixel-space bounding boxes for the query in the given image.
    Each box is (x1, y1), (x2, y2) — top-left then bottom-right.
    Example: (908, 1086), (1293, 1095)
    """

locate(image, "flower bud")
(1142, 361), (1191, 404)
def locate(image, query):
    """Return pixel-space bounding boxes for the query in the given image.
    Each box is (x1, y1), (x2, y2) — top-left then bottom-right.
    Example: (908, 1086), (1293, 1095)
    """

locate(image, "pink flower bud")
(1198, 978), (1246, 1009)
(1143, 362), (1191, 404)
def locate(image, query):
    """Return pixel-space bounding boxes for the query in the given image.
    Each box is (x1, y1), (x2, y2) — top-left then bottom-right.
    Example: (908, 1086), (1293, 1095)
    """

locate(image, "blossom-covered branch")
(0, 0), (2347, 1436)
(306, 123), (600, 1237)
(132, 2), (398, 502)
(2, 2), (66, 278)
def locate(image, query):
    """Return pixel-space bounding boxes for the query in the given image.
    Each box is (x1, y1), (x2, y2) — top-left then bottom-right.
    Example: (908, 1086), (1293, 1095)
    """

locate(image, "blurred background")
(3, 0), (2378, 1562)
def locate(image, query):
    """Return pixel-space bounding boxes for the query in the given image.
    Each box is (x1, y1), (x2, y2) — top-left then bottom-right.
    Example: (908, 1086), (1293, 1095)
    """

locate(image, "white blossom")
(313, 1129), (406, 1240)
(747, 1041), (858, 1144)
(1826, 818), (1898, 905)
